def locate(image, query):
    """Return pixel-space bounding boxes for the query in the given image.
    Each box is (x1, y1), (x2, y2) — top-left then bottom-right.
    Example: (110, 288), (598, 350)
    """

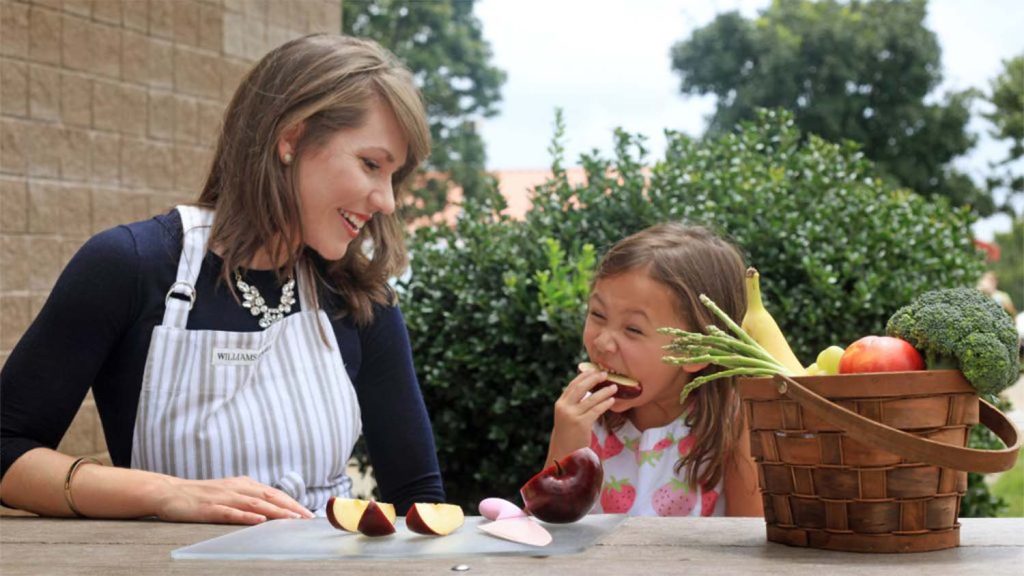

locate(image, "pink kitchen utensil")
(479, 497), (528, 521)
(476, 498), (552, 547)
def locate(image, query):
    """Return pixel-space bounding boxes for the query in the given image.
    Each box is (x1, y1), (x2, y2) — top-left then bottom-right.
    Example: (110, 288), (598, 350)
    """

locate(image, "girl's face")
(289, 99), (408, 262)
(583, 270), (699, 421)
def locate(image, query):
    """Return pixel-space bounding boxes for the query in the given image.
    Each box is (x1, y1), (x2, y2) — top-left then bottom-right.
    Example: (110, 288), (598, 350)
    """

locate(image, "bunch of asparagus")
(659, 294), (793, 403)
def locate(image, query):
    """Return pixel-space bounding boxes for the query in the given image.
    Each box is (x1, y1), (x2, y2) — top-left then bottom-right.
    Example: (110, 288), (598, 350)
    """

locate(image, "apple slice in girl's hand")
(578, 362), (642, 399)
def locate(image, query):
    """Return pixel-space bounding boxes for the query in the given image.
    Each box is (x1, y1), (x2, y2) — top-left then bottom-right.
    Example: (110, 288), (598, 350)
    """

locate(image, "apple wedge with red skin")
(357, 500), (397, 536)
(579, 362), (642, 399)
(326, 496), (368, 532)
(325, 497), (396, 536)
(520, 446), (603, 523)
(405, 503), (465, 536)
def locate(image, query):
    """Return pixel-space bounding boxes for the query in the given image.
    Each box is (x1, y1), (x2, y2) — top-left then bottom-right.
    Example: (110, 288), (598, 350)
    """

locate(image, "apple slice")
(579, 362), (642, 399)
(357, 500), (397, 536)
(405, 503), (465, 536)
(326, 497), (397, 536)
(326, 497), (369, 532)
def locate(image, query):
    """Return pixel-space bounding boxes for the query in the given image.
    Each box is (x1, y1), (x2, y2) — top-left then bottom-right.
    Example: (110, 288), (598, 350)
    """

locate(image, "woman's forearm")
(0, 447), (170, 519)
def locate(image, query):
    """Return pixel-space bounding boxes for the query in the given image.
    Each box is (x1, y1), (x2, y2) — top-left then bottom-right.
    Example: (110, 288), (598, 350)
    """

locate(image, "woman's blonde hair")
(197, 34), (430, 325)
(596, 223), (747, 489)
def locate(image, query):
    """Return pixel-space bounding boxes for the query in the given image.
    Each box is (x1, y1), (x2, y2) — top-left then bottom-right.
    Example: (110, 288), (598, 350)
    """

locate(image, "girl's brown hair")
(197, 34), (430, 326)
(596, 223), (747, 489)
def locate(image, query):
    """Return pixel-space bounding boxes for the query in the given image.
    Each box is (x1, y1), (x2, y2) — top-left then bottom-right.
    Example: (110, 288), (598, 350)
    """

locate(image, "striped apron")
(131, 205), (361, 512)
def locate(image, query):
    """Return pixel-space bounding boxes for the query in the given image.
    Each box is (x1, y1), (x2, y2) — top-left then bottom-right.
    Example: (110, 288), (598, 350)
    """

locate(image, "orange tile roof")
(406, 167), (589, 229)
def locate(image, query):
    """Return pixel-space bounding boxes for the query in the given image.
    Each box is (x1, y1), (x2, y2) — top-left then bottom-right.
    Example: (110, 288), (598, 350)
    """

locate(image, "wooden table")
(1, 516), (1021, 575)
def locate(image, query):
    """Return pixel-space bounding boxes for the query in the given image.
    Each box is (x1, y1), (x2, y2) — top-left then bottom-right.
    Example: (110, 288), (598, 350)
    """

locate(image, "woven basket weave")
(736, 370), (1019, 553)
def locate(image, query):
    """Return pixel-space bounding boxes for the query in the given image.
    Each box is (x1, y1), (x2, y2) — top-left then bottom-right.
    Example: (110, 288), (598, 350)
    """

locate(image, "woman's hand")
(153, 475), (315, 525)
(546, 368), (618, 463)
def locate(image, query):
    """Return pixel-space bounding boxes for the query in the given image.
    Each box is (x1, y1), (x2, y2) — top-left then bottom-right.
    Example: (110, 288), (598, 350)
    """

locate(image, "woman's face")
(291, 98), (408, 262)
(583, 271), (697, 417)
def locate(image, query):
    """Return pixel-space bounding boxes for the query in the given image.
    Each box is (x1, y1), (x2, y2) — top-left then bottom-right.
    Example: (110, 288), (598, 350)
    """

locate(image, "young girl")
(546, 223), (763, 517)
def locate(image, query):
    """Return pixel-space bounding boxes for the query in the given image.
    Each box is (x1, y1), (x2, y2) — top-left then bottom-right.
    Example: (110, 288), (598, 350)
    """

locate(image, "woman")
(0, 34), (443, 524)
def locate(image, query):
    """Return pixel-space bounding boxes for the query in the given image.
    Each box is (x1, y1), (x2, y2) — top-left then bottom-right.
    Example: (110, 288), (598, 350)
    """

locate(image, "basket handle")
(772, 373), (1021, 473)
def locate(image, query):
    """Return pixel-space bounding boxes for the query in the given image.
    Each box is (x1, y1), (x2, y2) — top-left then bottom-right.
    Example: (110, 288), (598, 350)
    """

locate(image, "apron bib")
(131, 206), (361, 511)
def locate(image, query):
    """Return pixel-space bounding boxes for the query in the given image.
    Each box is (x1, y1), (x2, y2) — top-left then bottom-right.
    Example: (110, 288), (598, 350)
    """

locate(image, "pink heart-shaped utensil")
(478, 517), (553, 547)
(478, 497), (527, 521)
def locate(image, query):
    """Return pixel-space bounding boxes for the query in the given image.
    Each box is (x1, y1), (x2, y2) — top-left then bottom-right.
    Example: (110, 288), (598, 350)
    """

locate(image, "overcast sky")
(474, 0), (1024, 240)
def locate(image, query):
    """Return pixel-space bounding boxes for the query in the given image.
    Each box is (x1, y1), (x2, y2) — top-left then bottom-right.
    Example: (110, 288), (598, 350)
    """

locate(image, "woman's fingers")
(204, 503), (267, 525)
(156, 477), (314, 524)
(227, 477), (314, 519)
(260, 488), (316, 519)
(227, 492), (303, 520)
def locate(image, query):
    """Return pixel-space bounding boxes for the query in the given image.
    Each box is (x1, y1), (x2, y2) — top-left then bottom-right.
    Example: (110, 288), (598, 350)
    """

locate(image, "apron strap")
(162, 205), (215, 329)
(296, 262), (314, 312)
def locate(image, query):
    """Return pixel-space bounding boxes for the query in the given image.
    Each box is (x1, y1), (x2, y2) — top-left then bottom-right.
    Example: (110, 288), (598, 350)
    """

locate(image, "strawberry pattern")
(637, 432), (675, 466)
(677, 435), (695, 457)
(591, 415), (724, 517)
(590, 431), (603, 460)
(652, 479), (698, 516)
(603, 432), (625, 459)
(700, 488), (720, 517)
(600, 476), (637, 513)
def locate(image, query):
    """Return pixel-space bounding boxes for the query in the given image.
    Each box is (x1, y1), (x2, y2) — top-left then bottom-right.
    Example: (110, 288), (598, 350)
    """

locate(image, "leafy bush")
(390, 109), (990, 512)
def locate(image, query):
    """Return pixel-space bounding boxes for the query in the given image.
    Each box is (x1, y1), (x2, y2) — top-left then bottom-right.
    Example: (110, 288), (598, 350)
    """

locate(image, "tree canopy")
(342, 0), (506, 218)
(670, 0), (992, 214)
(983, 55), (1023, 217)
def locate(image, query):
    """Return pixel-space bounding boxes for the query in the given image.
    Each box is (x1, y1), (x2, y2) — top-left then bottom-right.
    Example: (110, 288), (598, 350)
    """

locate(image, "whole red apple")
(838, 335), (925, 374)
(520, 447), (603, 523)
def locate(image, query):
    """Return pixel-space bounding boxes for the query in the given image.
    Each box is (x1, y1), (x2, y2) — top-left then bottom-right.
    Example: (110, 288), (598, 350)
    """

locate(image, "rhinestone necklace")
(234, 271), (296, 328)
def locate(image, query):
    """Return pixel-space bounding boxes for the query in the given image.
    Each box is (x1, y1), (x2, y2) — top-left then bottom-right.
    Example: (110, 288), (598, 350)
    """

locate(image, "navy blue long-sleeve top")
(0, 210), (444, 513)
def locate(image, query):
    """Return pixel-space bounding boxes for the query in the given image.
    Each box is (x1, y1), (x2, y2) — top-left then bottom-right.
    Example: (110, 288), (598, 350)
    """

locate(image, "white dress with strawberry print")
(590, 415), (723, 517)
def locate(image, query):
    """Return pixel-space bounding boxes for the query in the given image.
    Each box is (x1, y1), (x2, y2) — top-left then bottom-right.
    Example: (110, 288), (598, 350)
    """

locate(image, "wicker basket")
(736, 370), (1020, 553)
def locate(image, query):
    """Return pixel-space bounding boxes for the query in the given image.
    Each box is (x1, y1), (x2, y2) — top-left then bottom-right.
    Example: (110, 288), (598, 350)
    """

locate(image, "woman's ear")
(277, 122), (305, 163)
(681, 362), (710, 374)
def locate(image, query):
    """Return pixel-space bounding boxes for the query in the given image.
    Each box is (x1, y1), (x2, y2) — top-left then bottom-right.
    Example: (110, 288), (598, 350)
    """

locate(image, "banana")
(741, 267), (806, 375)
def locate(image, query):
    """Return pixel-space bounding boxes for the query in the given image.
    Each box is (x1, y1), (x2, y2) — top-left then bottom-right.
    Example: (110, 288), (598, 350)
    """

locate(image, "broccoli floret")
(885, 287), (1022, 395)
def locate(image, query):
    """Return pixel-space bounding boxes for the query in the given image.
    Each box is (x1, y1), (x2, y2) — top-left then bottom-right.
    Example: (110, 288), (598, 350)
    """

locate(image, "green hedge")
(390, 109), (991, 513)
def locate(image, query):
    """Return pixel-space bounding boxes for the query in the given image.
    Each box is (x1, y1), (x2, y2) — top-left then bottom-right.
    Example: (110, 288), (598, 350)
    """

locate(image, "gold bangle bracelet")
(63, 457), (100, 518)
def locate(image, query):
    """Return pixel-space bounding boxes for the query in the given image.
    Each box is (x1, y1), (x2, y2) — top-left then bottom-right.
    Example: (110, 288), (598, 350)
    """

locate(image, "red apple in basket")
(520, 446), (603, 523)
(838, 336), (925, 374)
(579, 362), (642, 399)
(326, 497), (396, 536)
(405, 503), (465, 536)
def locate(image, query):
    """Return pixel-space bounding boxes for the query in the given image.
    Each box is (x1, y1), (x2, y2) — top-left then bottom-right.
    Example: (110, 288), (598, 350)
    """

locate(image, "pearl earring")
(282, 152), (293, 165)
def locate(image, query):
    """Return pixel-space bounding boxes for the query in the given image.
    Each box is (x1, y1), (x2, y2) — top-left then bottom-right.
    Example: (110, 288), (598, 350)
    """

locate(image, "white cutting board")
(171, 515), (626, 560)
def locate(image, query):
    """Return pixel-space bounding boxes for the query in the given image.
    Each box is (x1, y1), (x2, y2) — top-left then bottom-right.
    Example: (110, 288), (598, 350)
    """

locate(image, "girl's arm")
(723, 411), (764, 517)
(545, 369), (618, 463)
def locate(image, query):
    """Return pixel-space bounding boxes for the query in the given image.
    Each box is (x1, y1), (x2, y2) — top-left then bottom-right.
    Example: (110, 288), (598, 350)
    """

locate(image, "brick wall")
(0, 0), (342, 473)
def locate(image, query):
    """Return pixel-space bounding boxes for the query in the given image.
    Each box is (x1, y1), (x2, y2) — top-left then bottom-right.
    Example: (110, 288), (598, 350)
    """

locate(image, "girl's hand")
(546, 368), (618, 463)
(153, 475), (315, 525)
